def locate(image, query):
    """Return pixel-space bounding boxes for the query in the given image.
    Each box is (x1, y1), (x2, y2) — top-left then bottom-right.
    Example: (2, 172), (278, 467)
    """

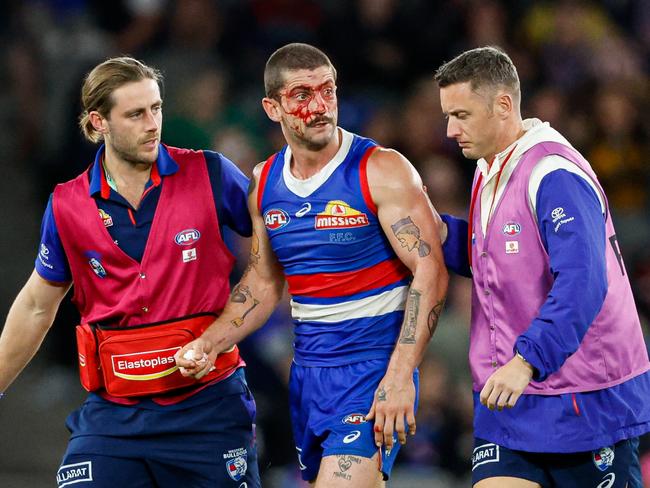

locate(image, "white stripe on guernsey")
(528, 156), (605, 214)
(290, 285), (408, 323)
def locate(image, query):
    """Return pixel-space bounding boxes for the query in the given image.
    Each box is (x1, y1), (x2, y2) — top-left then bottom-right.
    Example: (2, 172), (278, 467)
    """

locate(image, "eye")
(295, 92), (310, 101)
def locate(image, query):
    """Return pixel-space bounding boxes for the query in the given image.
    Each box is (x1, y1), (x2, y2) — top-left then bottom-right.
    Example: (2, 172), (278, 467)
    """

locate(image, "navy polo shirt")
(35, 144), (252, 283)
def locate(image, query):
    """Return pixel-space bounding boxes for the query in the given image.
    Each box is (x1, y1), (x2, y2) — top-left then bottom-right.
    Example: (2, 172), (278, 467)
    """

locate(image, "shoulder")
(366, 147), (421, 189)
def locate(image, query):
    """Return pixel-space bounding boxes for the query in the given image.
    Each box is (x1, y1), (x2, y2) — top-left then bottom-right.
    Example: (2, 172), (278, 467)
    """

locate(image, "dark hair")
(264, 43), (337, 99)
(79, 56), (163, 143)
(434, 46), (520, 100)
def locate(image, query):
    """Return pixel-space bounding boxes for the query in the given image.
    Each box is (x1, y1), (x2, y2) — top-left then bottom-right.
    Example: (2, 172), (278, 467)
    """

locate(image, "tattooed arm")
(175, 161), (285, 378)
(364, 148), (449, 450)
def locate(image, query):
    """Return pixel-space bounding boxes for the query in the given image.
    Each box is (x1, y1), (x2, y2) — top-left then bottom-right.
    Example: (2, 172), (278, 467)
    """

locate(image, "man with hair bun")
(0, 56), (260, 487)
(436, 45), (650, 488)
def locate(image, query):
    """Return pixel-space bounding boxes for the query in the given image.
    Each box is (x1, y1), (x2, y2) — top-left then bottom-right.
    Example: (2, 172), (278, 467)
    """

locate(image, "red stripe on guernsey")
(286, 258), (410, 298)
(257, 154), (276, 212)
(359, 146), (379, 215)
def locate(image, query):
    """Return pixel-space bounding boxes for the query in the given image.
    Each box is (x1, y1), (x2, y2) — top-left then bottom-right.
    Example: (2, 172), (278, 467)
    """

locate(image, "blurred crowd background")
(0, 0), (648, 487)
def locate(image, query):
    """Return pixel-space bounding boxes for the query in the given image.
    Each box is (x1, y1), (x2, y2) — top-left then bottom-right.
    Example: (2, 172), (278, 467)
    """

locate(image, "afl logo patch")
(342, 413), (367, 425)
(175, 229), (201, 246)
(502, 222), (521, 236)
(264, 209), (290, 230)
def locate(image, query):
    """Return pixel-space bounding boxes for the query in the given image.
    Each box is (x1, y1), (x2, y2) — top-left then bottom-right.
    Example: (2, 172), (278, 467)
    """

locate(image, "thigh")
(57, 453), (153, 488)
(550, 439), (636, 488)
(314, 453), (384, 488)
(471, 439), (547, 487)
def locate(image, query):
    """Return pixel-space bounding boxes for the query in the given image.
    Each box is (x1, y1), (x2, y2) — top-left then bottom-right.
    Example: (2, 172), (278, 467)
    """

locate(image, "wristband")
(515, 350), (530, 366)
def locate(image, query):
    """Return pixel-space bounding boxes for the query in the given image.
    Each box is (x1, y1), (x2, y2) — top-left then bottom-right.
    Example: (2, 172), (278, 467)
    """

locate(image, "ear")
(89, 111), (109, 135)
(494, 92), (513, 120)
(262, 97), (282, 123)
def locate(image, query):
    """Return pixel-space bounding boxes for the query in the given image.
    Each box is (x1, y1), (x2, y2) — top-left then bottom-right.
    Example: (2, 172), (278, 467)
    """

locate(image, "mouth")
(308, 119), (332, 129)
(142, 138), (158, 148)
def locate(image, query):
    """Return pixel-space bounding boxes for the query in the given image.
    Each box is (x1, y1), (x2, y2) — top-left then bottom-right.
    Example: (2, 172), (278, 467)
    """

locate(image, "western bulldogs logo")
(84, 251), (107, 278)
(226, 456), (248, 481)
(264, 209), (290, 230)
(174, 229), (201, 246)
(502, 221), (521, 236)
(593, 446), (615, 471)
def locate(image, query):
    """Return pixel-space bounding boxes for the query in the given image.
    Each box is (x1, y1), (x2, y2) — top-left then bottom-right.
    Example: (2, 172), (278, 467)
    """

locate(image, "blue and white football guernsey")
(257, 128), (413, 366)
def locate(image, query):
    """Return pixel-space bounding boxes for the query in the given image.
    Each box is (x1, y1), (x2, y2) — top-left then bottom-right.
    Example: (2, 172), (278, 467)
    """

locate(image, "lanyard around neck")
(467, 145), (518, 266)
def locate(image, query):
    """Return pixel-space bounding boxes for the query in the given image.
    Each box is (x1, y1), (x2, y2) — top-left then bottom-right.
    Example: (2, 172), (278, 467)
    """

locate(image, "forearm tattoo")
(230, 284), (260, 327)
(333, 455), (362, 481)
(427, 298), (446, 338)
(398, 288), (421, 344)
(391, 216), (431, 257)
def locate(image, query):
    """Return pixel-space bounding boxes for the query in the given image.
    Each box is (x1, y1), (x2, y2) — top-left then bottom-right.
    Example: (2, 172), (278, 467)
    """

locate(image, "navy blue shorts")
(57, 368), (260, 488)
(289, 359), (419, 482)
(472, 436), (640, 487)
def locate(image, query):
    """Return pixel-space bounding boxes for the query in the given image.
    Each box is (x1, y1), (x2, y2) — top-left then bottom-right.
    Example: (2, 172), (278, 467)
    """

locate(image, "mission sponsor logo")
(111, 347), (179, 381)
(175, 228), (201, 246)
(264, 209), (290, 230)
(315, 200), (369, 230)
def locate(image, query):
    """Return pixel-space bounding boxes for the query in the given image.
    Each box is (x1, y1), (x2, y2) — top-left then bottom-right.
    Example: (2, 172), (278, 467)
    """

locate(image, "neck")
(487, 118), (525, 165)
(289, 128), (342, 180)
(103, 144), (153, 208)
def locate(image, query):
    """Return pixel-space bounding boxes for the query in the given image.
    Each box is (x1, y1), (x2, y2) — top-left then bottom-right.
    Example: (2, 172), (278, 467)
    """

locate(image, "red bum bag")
(75, 313), (241, 397)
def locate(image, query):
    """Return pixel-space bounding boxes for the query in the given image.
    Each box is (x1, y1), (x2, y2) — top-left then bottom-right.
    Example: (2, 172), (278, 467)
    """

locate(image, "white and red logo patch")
(111, 347), (179, 381)
(175, 228), (201, 246)
(342, 413), (367, 425)
(502, 221), (521, 236)
(315, 200), (369, 230)
(264, 209), (290, 230)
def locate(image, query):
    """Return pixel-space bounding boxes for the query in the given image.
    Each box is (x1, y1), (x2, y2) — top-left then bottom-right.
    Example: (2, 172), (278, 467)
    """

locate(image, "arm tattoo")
(249, 232), (260, 265)
(391, 216), (431, 257)
(230, 284), (260, 327)
(333, 455), (362, 481)
(377, 387), (387, 401)
(427, 298), (446, 338)
(398, 288), (421, 344)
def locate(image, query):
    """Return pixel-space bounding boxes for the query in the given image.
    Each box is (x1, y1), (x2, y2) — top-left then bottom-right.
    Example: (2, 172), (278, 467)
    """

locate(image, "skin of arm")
(0, 270), (71, 392)
(175, 162), (286, 377)
(363, 148), (449, 450)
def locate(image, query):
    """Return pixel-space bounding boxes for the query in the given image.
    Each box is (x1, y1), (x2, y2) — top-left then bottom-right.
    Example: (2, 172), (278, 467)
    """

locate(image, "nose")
(144, 109), (160, 132)
(446, 118), (461, 139)
(308, 91), (327, 113)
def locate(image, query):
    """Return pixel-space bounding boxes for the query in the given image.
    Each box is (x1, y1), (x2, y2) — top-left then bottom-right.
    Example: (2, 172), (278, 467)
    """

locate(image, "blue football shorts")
(472, 436), (640, 487)
(289, 358), (419, 482)
(57, 368), (260, 488)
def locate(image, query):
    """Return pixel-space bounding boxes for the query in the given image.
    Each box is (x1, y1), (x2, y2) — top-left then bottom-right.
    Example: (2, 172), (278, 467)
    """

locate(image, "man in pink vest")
(0, 57), (260, 487)
(435, 46), (650, 487)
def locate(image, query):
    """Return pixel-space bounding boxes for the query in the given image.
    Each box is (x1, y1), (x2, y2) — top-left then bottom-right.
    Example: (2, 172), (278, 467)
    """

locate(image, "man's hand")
(479, 354), (534, 411)
(365, 375), (416, 452)
(174, 338), (217, 380)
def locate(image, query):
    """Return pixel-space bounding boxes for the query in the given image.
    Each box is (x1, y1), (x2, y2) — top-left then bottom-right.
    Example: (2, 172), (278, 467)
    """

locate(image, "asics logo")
(296, 202), (311, 217)
(343, 430), (361, 444)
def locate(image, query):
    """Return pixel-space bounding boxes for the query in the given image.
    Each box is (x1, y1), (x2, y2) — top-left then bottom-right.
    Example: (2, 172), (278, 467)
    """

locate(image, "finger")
(507, 390), (522, 409)
(365, 399), (376, 420)
(395, 414), (406, 445)
(383, 414), (395, 451)
(193, 360), (214, 380)
(406, 409), (416, 436)
(479, 381), (493, 407)
(373, 412), (385, 448)
(496, 389), (511, 411)
(175, 344), (196, 369)
(486, 386), (501, 410)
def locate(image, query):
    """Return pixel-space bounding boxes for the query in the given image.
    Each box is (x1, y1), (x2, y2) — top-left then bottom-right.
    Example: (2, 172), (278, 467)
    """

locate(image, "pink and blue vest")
(470, 141), (649, 394)
(53, 146), (235, 326)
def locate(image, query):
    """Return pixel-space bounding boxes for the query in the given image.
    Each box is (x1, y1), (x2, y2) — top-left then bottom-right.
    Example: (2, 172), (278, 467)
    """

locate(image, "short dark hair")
(79, 56), (162, 143)
(434, 46), (520, 99)
(264, 43), (337, 99)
